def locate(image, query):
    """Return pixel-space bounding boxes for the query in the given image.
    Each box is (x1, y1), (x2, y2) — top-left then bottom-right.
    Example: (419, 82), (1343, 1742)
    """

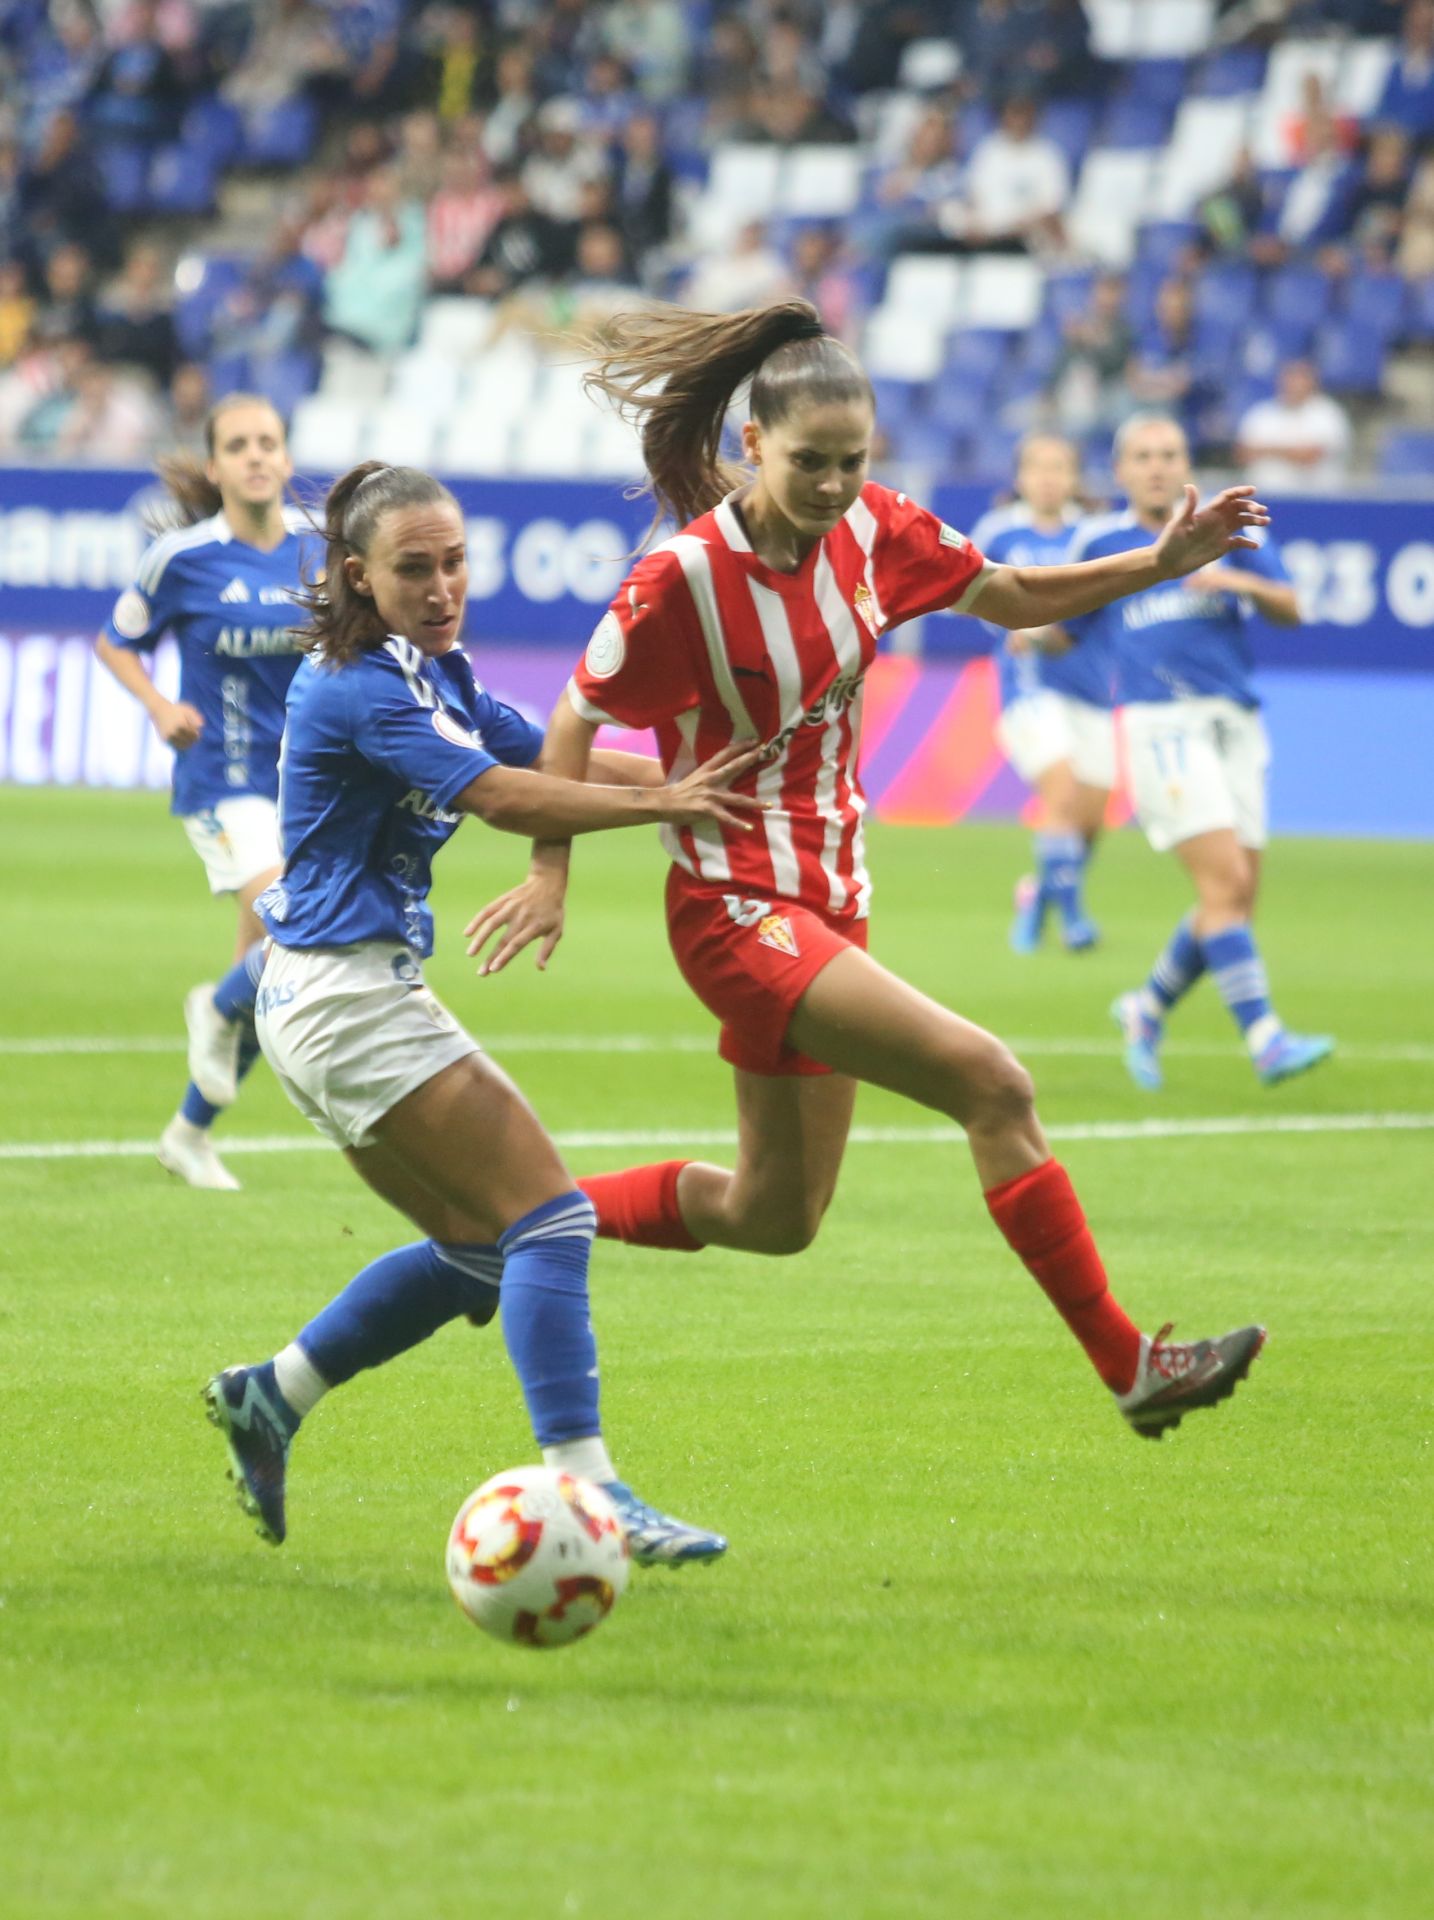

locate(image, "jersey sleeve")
(566, 552), (703, 729)
(471, 688), (545, 767)
(103, 544), (183, 652)
(869, 489), (993, 627)
(348, 662), (500, 810)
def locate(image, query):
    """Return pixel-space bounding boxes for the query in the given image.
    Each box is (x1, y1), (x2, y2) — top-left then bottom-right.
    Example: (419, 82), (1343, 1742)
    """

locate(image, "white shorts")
(1121, 697), (1271, 853)
(181, 795), (282, 895)
(996, 691), (1116, 790)
(255, 941), (481, 1149)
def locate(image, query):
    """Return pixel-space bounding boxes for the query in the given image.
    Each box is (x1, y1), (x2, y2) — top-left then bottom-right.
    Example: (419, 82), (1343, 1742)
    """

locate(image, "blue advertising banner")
(0, 467), (1429, 671)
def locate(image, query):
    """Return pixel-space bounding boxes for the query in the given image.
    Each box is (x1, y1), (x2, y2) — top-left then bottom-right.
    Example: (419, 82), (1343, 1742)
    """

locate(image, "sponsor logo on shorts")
(756, 913), (800, 957)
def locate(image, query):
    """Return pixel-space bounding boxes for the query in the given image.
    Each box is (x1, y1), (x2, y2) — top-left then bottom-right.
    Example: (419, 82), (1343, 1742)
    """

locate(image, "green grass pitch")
(2, 786), (1432, 1920)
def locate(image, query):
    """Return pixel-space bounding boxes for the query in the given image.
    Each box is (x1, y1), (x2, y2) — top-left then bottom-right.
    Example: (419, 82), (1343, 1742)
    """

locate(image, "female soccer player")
(971, 434), (1113, 954)
(204, 461), (760, 1563)
(1066, 414), (1333, 1090)
(96, 394), (312, 1191)
(469, 300), (1268, 1439)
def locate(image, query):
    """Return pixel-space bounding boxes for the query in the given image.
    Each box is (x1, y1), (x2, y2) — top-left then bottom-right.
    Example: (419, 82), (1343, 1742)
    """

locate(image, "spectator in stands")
(17, 109), (112, 270)
(466, 165), (573, 300)
(96, 240), (178, 387)
(1374, 0), (1434, 140)
(220, 0), (329, 115)
(1336, 127), (1413, 271)
(612, 109), (674, 268)
(32, 240), (99, 349)
(50, 355), (164, 463)
(529, 0), (596, 98)
(523, 97), (609, 225)
(163, 358), (211, 456)
(565, 220), (640, 322)
(411, 4), (488, 125)
(958, 0), (1098, 106)
(13, 0), (102, 150)
(481, 42), (537, 167)
(693, 9), (759, 115)
(837, 0), (947, 94)
(580, 53), (641, 138)
(936, 95), (1069, 255)
(1128, 276), (1206, 435)
(426, 143), (504, 294)
(295, 167), (352, 270)
(86, 0), (191, 144)
(313, 0), (406, 112)
(1267, 103), (1361, 257)
(601, 0), (691, 101)
(0, 136), (22, 264)
(322, 164), (427, 357)
(1398, 147), (1434, 278)
(1277, 72), (1358, 169)
(0, 257), (35, 367)
(396, 108), (444, 202)
(212, 211), (323, 373)
(1047, 271), (1134, 437)
(685, 217), (795, 313)
(1236, 358), (1352, 493)
(791, 224), (861, 343)
(760, 13), (828, 96)
(862, 105), (964, 254)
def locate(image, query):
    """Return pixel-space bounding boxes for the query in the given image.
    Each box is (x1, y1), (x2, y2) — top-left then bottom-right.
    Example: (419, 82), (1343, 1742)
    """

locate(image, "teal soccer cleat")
(599, 1480), (728, 1566)
(1255, 1030), (1335, 1086)
(1111, 991), (1163, 1091)
(203, 1362), (298, 1545)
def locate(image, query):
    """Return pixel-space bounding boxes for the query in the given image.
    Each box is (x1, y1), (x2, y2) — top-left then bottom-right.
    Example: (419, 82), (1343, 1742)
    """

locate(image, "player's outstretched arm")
(94, 632), (205, 749)
(973, 485), (1270, 630)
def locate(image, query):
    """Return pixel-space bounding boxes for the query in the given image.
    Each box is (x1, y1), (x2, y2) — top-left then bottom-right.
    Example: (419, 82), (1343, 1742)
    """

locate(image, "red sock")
(577, 1161), (703, 1252)
(984, 1159), (1141, 1393)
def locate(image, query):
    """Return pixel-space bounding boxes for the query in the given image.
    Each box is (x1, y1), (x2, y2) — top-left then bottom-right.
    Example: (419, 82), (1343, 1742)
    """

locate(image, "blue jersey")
(969, 503), (1114, 710)
(105, 507), (315, 816)
(259, 638), (544, 956)
(1065, 511), (1292, 709)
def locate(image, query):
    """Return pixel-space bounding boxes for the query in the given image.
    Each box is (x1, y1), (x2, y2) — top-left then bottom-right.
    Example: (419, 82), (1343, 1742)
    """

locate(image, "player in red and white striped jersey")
(469, 300), (1270, 1440)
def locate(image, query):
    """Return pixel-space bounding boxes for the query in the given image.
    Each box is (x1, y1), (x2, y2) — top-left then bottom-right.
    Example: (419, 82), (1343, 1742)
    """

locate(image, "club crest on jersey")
(852, 582), (883, 638)
(756, 913), (800, 957)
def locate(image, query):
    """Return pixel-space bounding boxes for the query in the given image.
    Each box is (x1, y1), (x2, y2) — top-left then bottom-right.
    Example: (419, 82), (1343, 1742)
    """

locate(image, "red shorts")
(664, 868), (869, 1077)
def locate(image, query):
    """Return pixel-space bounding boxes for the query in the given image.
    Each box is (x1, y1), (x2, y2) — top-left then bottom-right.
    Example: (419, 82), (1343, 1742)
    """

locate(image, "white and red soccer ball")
(446, 1467), (629, 1649)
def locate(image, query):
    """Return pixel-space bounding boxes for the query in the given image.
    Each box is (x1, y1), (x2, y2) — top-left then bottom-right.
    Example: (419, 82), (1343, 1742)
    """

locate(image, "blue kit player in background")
(203, 461), (762, 1563)
(1066, 415), (1334, 1090)
(95, 394), (314, 1191)
(972, 434), (1114, 954)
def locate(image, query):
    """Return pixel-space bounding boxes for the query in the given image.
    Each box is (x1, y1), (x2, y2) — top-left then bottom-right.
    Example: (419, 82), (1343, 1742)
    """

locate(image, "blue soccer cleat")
(599, 1480), (728, 1567)
(1255, 1029), (1335, 1087)
(1060, 912), (1101, 953)
(1009, 874), (1046, 955)
(1111, 991), (1163, 1091)
(202, 1362), (298, 1545)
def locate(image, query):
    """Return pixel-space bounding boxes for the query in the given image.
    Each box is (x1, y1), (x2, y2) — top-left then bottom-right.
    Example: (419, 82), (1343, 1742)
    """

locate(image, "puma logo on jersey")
(219, 577), (252, 604)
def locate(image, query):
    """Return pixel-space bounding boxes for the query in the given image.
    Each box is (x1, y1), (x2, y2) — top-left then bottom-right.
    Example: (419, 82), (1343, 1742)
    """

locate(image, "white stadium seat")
(862, 308), (946, 382)
(436, 410), (515, 476)
(884, 255), (966, 331)
(366, 400), (440, 467)
(418, 297), (496, 360)
(317, 341), (390, 404)
(1067, 149), (1159, 267)
(509, 409), (591, 477)
(963, 255), (1042, 330)
(288, 396), (366, 471)
(778, 145), (864, 218)
(1086, 0), (1214, 57)
(585, 410), (646, 479)
(1154, 97), (1255, 219)
(389, 351), (463, 418)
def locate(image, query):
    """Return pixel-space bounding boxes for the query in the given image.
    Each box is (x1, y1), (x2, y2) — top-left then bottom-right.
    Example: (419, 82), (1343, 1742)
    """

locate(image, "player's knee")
(746, 1198), (826, 1256)
(965, 1042), (1036, 1132)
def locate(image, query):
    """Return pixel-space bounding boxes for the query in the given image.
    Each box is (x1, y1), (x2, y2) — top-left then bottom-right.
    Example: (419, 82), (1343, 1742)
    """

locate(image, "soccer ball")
(446, 1466), (630, 1649)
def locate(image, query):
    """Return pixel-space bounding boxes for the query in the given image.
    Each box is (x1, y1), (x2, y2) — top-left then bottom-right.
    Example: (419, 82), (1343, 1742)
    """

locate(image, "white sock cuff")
(274, 1342), (330, 1418)
(541, 1436), (616, 1485)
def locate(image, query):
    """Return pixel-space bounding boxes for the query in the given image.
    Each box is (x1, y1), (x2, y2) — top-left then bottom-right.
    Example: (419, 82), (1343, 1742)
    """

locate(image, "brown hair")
(151, 393), (286, 528)
(582, 298), (873, 533)
(298, 461), (461, 665)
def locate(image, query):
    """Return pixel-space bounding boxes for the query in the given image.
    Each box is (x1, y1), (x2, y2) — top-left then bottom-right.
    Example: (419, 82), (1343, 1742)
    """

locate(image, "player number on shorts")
(723, 895), (772, 927)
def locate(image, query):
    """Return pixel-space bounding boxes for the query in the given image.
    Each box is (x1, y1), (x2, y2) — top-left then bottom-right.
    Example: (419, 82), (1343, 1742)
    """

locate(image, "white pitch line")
(3, 1112), (1433, 1163)
(2, 1033), (1432, 1064)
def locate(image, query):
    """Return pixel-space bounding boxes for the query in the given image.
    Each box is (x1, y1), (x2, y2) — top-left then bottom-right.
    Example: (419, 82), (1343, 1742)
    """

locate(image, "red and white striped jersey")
(568, 482), (991, 920)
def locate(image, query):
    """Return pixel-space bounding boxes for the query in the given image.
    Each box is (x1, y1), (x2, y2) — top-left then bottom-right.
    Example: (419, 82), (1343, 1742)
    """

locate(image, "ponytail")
(149, 392), (285, 531)
(582, 298), (872, 534)
(298, 461), (460, 665)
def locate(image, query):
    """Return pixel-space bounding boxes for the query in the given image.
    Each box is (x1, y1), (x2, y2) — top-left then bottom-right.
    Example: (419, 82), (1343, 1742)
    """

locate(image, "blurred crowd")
(1, 0), (1433, 474)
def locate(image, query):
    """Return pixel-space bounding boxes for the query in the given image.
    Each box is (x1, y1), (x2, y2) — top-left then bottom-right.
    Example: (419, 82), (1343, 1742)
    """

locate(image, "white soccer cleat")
(184, 982), (241, 1107)
(158, 1116), (242, 1191)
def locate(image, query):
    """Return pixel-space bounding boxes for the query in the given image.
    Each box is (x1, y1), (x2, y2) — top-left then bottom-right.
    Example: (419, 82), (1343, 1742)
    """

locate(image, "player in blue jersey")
(972, 435), (1113, 954)
(95, 394), (315, 1191)
(1065, 415), (1334, 1090)
(203, 461), (762, 1564)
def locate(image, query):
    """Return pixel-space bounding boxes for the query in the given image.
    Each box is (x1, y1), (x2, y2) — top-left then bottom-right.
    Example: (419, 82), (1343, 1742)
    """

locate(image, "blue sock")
(1138, 912), (1206, 1025)
(1200, 923), (1282, 1057)
(1035, 831), (1088, 932)
(213, 941), (267, 1023)
(293, 1239), (503, 1388)
(180, 1083), (221, 1127)
(498, 1192), (601, 1448)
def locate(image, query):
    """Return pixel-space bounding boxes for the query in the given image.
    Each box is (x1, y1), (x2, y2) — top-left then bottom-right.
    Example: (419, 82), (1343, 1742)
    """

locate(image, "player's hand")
(1154, 483), (1269, 580)
(1006, 629), (1035, 656)
(657, 740), (769, 830)
(156, 699), (204, 750)
(1183, 565), (1242, 594)
(464, 870), (568, 977)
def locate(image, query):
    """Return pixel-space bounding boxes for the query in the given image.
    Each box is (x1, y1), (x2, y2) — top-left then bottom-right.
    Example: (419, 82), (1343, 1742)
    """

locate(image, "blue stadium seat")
(1125, 59), (1190, 108)
(1407, 275), (1434, 340)
(1194, 262), (1259, 330)
(1042, 269), (1096, 328)
(1342, 270), (1409, 344)
(206, 352), (252, 394)
(96, 139), (151, 214)
(1377, 428), (1434, 480)
(1192, 46), (1267, 97)
(181, 94), (244, 171)
(941, 329), (1011, 386)
(1136, 221), (1201, 275)
(869, 376), (925, 432)
(149, 144), (217, 215)
(251, 349), (320, 418)
(1040, 98), (1099, 172)
(893, 416), (962, 468)
(173, 255), (249, 359)
(1264, 265), (1336, 334)
(965, 424), (1023, 485)
(1099, 97), (1177, 150)
(930, 378), (992, 437)
(1315, 319), (1387, 393)
(241, 96), (318, 169)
